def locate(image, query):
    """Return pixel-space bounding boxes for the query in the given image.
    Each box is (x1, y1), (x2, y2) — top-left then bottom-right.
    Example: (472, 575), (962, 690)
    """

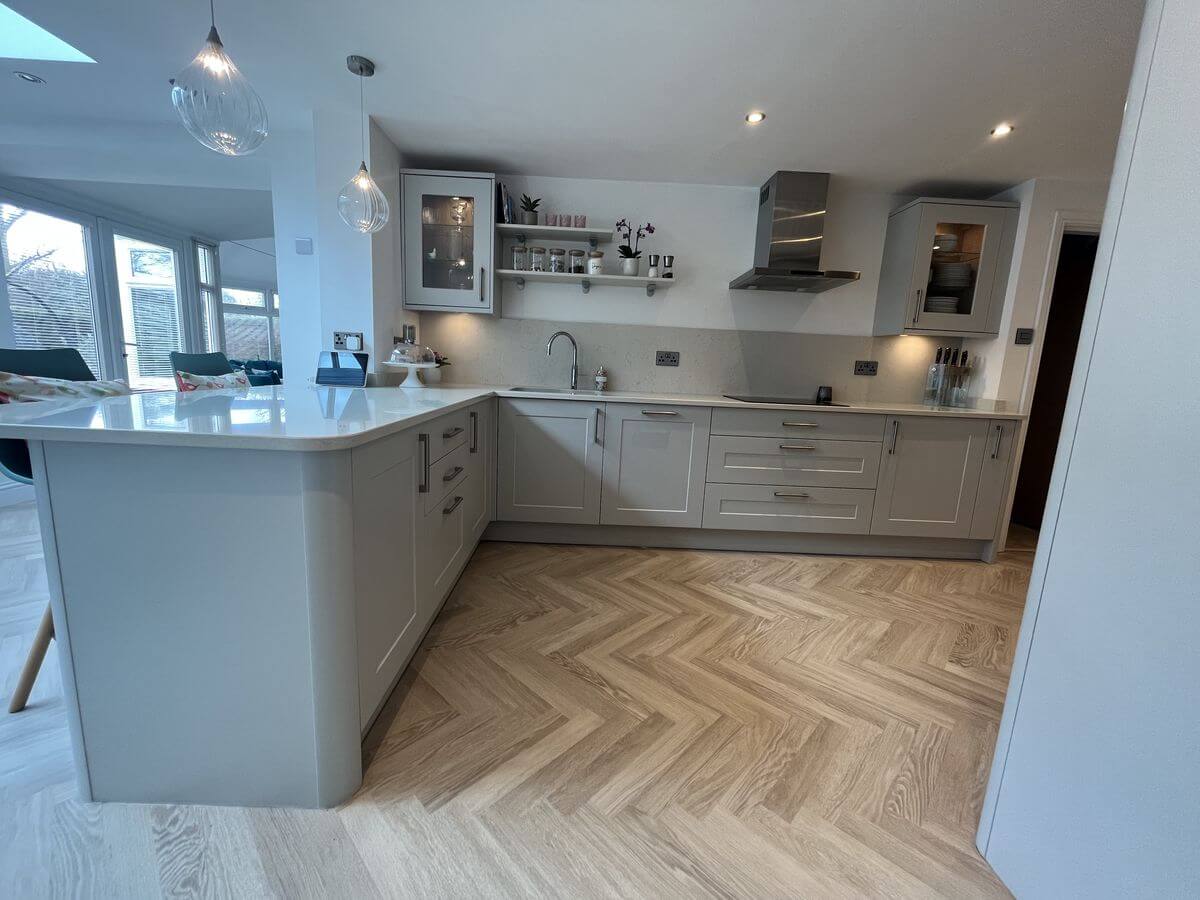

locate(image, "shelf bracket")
(515, 277), (525, 291)
(581, 278), (591, 294)
(514, 232), (527, 244)
(588, 236), (599, 250)
(645, 283), (656, 297)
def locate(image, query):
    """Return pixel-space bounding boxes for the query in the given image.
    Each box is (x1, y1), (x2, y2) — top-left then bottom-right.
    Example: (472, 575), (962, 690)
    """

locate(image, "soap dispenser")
(594, 366), (608, 392)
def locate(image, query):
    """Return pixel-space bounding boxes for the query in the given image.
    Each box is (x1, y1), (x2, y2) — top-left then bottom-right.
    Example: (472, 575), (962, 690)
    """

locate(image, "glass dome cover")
(388, 343), (436, 366)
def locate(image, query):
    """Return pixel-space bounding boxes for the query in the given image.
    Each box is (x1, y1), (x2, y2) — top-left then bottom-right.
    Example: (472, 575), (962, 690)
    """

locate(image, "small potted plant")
(615, 218), (654, 276)
(520, 194), (541, 226)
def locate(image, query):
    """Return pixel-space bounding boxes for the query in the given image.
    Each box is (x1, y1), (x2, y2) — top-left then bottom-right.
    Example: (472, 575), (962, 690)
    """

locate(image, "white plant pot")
(422, 366), (443, 384)
(620, 257), (640, 276)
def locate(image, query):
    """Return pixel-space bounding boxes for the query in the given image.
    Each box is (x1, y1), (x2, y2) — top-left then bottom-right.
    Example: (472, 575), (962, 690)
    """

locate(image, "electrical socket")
(854, 360), (879, 376)
(655, 350), (680, 367)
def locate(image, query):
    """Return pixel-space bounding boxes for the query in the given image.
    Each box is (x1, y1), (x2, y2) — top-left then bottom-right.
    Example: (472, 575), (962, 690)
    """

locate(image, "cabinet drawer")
(427, 408), (471, 461)
(424, 441), (470, 514)
(711, 408), (886, 442)
(421, 475), (469, 609)
(702, 483), (875, 535)
(707, 436), (881, 489)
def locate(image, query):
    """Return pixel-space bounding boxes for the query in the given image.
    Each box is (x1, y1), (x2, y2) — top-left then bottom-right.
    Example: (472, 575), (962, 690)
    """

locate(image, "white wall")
(980, 3), (1200, 896)
(964, 177), (1108, 405)
(495, 174), (897, 335)
(219, 238), (277, 290)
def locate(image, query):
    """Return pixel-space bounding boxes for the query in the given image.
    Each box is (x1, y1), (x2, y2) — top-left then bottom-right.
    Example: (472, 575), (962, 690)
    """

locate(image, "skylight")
(0, 3), (95, 63)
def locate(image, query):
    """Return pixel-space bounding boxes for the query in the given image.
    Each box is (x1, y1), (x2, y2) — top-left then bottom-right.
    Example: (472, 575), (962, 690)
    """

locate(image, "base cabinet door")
(600, 404), (711, 527)
(970, 418), (1019, 539)
(465, 400), (493, 541)
(351, 430), (420, 731)
(871, 416), (989, 537)
(497, 398), (604, 524)
(418, 476), (468, 619)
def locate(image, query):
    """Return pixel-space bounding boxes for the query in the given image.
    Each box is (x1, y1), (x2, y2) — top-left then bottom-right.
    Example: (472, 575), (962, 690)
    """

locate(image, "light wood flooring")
(0, 500), (1030, 898)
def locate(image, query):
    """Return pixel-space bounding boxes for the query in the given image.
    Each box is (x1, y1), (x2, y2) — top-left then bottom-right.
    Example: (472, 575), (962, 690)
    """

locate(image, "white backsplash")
(417, 314), (957, 404)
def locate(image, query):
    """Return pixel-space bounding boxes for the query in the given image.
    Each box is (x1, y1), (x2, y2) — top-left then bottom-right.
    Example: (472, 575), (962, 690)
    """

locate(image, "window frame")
(220, 280), (281, 361)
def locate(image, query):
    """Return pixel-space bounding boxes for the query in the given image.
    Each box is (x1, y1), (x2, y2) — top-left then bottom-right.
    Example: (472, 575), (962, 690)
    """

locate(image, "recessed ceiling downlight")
(745, 110), (766, 125)
(990, 122), (1015, 137)
(13, 71), (46, 84)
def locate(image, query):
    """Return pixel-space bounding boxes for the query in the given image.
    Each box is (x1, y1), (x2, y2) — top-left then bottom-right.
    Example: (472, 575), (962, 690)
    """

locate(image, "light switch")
(294, 237), (314, 256)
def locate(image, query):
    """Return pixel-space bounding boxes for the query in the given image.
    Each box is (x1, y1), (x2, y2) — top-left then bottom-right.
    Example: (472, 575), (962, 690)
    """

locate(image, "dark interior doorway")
(1010, 232), (1100, 532)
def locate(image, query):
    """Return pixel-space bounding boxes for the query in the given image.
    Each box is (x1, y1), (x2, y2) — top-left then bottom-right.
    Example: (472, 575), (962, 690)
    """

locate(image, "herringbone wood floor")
(1, 500), (1028, 898)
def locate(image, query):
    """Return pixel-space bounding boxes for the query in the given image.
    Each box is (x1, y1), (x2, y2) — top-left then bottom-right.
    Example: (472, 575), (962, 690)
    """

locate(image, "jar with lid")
(548, 248), (567, 273)
(568, 249), (586, 274)
(528, 246), (546, 272)
(511, 245), (529, 271)
(587, 250), (604, 275)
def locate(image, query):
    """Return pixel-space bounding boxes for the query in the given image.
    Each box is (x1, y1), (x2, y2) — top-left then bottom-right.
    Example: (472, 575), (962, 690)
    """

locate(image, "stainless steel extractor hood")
(728, 171), (860, 293)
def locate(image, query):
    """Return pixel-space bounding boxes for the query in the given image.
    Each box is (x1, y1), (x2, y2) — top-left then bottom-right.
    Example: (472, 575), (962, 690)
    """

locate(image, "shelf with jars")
(496, 269), (673, 297)
(495, 222), (614, 248)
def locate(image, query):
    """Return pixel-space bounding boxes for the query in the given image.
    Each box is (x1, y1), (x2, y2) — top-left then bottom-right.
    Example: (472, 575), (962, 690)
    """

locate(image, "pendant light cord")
(209, 0), (215, 27)
(359, 74), (366, 164)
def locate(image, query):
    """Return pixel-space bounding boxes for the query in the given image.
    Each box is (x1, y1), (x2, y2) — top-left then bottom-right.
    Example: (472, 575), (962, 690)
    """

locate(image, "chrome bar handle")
(782, 421), (818, 428)
(913, 289), (922, 325)
(443, 426), (464, 439)
(991, 423), (1003, 459)
(480, 266), (486, 304)
(469, 411), (479, 453)
(443, 496), (464, 515)
(889, 419), (900, 455)
(773, 491), (811, 499)
(594, 407), (602, 445)
(779, 444), (816, 451)
(641, 409), (679, 416)
(418, 434), (430, 492)
(442, 465), (464, 483)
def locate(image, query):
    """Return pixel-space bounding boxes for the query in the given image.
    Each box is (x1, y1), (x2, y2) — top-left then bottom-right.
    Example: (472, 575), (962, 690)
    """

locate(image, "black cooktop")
(724, 395), (850, 408)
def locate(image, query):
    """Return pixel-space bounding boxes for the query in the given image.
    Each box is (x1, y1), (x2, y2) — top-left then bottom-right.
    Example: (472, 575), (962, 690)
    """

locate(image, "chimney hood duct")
(728, 171), (860, 293)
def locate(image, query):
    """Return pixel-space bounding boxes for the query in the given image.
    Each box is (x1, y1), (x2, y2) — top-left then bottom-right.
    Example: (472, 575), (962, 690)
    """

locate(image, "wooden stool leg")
(8, 603), (54, 714)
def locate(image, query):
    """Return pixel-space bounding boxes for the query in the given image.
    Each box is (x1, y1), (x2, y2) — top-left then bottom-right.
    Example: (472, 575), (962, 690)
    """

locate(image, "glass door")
(401, 173), (494, 310)
(108, 231), (188, 390)
(909, 203), (1011, 333)
(0, 199), (107, 376)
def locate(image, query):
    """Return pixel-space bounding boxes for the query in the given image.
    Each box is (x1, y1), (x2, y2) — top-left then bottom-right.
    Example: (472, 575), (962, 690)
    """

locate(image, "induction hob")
(723, 395), (851, 408)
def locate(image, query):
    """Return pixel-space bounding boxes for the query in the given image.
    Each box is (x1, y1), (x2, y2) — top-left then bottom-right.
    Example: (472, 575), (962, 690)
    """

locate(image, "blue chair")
(0, 347), (96, 713)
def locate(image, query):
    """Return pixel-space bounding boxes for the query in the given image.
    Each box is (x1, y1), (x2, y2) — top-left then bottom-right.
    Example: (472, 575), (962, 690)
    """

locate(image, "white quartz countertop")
(0, 383), (1023, 451)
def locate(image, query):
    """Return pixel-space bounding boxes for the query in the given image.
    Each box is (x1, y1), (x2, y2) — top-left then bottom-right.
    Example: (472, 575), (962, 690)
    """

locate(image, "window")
(195, 241), (222, 352)
(0, 202), (104, 375)
(112, 233), (186, 390)
(221, 286), (281, 361)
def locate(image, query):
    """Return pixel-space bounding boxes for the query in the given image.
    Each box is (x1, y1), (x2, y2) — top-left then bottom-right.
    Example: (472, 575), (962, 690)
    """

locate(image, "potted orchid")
(615, 218), (654, 276)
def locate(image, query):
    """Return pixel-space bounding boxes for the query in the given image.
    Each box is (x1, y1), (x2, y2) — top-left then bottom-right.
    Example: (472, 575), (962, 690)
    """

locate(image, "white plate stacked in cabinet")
(702, 408), (887, 534)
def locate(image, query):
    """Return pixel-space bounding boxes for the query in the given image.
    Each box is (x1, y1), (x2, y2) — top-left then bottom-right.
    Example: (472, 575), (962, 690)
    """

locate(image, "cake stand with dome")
(383, 343), (439, 387)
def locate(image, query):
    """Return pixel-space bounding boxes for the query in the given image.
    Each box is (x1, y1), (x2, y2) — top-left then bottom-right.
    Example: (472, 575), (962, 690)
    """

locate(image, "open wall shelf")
(496, 268), (672, 297)
(496, 223), (614, 249)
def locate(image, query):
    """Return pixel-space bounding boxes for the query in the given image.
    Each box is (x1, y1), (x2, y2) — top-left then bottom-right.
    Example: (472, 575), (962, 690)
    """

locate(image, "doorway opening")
(1007, 231), (1100, 550)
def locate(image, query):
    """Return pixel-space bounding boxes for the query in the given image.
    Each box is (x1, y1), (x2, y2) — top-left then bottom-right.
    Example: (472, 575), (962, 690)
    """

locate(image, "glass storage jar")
(528, 246), (546, 272)
(568, 249), (586, 274)
(549, 248), (567, 273)
(511, 244), (529, 271)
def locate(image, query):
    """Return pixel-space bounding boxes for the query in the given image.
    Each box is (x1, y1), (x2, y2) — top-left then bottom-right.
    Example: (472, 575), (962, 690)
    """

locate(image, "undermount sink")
(509, 386), (603, 396)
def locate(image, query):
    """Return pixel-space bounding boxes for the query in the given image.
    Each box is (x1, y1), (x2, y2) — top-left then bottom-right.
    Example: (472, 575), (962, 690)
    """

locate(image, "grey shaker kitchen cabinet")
(401, 170), (497, 314)
(599, 403), (711, 527)
(351, 429), (422, 731)
(870, 415), (990, 537)
(873, 198), (1018, 337)
(497, 398), (604, 524)
(970, 418), (1019, 540)
(464, 400), (494, 542)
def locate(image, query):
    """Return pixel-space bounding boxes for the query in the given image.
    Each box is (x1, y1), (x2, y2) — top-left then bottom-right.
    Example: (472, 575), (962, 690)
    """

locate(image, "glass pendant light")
(170, 0), (268, 156)
(337, 55), (390, 234)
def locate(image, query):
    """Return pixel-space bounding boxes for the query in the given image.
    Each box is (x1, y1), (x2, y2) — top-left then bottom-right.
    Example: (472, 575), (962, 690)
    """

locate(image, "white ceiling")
(0, 0), (1143, 192)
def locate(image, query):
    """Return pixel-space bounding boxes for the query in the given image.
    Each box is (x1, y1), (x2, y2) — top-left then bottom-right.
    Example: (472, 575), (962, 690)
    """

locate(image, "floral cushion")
(0, 371), (132, 404)
(174, 370), (250, 392)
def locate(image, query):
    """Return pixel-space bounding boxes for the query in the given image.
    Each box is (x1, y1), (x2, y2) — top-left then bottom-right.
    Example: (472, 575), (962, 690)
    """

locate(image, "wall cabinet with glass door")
(873, 198), (1018, 337)
(400, 170), (497, 314)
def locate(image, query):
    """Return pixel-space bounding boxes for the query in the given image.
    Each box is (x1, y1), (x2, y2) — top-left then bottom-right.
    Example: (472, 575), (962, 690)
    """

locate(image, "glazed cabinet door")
(871, 416), (989, 538)
(970, 418), (1019, 540)
(351, 429), (420, 731)
(600, 404), (711, 527)
(401, 172), (495, 312)
(497, 399), (604, 524)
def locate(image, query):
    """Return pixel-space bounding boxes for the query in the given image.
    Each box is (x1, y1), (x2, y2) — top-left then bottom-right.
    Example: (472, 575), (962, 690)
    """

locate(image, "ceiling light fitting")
(13, 71), (46, 84)
(170, 0), (268, 156)
(337, 55), (390, 235)
(990, 122), (1014, 137)
(745, 111), (766, 125)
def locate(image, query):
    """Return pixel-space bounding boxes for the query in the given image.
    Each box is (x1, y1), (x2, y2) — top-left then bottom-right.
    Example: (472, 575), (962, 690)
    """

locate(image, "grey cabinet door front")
(351, 430), (420, 731)
(970, 419), (1019, 540)
(497, 399), (603, 524)
(871, 416), (989, 537)
(600, 404), (711, 527)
